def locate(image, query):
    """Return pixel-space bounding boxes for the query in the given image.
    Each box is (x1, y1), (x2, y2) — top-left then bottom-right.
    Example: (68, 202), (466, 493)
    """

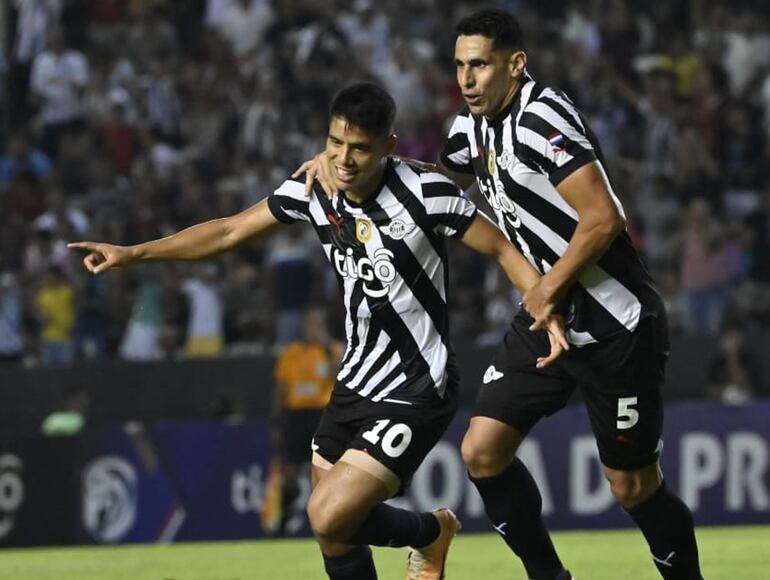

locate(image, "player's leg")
(309, 398), (459, 580)
(603, 461), (701, 579)
(582, 317), (702, 579)
(308, 451), (380, 579)
(463, 317), (574, 580)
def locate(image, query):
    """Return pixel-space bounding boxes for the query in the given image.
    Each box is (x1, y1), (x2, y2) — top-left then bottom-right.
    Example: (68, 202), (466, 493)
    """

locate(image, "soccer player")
(69, 82), (568, 580)
(299, 11), (703, 580)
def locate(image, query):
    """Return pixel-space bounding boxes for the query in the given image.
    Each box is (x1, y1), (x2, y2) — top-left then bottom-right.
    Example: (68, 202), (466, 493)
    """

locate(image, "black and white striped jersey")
(267, 158), (477, 404)
(440, 75), (663, 346)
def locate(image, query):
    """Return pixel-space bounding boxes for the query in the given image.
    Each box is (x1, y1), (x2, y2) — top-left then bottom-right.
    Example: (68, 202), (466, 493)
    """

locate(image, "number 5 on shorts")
(362, 419), (413, 458)
(617, 397), (639, 429)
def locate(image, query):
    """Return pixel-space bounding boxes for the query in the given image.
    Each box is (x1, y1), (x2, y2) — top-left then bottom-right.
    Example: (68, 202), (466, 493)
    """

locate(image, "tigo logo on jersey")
(332, 247), (396, 298)
(356, 218), (373, 243)
(379, 219), (415, 240)
(548, 132), (566, 151)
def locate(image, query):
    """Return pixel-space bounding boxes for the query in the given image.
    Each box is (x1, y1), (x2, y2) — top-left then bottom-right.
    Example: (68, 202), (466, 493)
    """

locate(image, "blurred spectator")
(272, 309), (341, 535)
(74, 273), (112, 360)
(267, 229), (316, 346)
(29, 26), (90, 155)
(119, 273), (164, 361)
(707, 324), (764, 404)
(34, 265), (75, 366)
(0, 0), (767, 378)
(33, 184), (89, 236)
(0, 272), (25, 365)
(9, 0), (62, 123)
(181, 263), (224, 357)
(678, 199), (742, 335)
(0, 130), (53, 185)
(214, 0), (273, 62)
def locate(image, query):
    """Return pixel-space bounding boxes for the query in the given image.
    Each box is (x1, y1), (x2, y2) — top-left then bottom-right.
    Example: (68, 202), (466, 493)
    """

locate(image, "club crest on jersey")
(498, 149), (513, 170)
(356, 218), (373, 243)
(548, 132), (566, 151)
(379, 219), (415, 240)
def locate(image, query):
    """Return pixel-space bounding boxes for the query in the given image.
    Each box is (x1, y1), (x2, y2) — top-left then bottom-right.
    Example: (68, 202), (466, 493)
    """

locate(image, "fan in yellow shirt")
(35, 267), (75, 366)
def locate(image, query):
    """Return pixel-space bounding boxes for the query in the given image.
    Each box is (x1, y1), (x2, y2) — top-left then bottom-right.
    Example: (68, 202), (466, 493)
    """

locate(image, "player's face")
(455, 35), (521, 118)
(325, 116), (396, 198)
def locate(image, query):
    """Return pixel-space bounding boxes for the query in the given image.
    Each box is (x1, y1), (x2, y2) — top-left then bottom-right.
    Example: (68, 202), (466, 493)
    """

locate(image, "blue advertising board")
(71, 401), (769, 543)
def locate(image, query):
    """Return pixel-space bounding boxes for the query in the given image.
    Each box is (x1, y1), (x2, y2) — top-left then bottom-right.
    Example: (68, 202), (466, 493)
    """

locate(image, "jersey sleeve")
(516, 89), (597, 186)
(267, 178), (312, 224)
(439, 108), (476, 175)
(421, 172), (477, 238)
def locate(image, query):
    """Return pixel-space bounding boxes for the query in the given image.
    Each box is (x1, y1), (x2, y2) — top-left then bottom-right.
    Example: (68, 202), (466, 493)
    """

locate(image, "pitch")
(2, 526), (767, 579)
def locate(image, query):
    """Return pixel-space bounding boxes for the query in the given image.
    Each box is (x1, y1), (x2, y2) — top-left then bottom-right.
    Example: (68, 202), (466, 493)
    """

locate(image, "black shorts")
(474, 314), (669, 471)
(280, 409), (324, 464)
(313, 386), (458, 494)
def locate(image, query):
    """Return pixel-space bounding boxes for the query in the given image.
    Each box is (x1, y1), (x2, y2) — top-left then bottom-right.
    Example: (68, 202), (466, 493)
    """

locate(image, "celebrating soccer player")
(70, 82), (568, 580)
(299, 9), (703, 580)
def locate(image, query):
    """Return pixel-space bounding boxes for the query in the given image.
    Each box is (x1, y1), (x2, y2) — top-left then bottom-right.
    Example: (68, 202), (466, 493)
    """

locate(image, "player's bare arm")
(68, 198), (282, 274)
(461, 212), (569, 366)
(435, 158), (476, 191)
(524, 161), (626, 331)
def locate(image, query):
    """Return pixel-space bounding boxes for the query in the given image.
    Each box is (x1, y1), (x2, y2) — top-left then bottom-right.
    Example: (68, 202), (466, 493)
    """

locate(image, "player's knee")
(607, 472), (658, 507)
(461, 434), (509, 477)
(306, 492), (345, 540)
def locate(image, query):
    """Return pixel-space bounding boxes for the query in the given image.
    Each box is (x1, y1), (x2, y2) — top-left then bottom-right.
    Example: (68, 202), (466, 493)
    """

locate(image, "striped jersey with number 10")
(267, 158), (477, 405)
(440, 74), (664, 346)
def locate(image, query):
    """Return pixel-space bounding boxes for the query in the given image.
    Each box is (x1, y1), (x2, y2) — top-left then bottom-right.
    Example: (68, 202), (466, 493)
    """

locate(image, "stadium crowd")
(0, 0), (768, 397)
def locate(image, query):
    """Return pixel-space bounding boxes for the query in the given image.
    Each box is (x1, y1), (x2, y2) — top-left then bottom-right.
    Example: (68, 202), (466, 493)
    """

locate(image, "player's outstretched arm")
(461, 212), (569, 366)
(524, 161), (625, 331)
(69, 198), (282, 274)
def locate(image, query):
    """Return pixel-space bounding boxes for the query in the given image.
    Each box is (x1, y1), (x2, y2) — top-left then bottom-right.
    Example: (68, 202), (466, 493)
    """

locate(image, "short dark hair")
(456, 9), (524, 52)
(329, 83), (396, 138)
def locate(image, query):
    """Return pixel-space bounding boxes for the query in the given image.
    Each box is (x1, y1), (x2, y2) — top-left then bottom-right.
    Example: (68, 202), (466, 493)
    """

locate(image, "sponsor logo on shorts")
(483, 365), (504, 384)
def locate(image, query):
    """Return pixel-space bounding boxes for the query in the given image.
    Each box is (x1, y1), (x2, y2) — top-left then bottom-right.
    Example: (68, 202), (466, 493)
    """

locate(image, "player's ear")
(383, 134), (398, 156)
(509, 50), (527, 79)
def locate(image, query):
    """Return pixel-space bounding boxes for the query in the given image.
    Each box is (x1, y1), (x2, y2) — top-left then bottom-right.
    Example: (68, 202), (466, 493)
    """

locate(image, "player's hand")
(292, 152), (335, 198)
(521, 277), (562, 332)
(537, 315), (569, 368)
(67, 241), (134, 274)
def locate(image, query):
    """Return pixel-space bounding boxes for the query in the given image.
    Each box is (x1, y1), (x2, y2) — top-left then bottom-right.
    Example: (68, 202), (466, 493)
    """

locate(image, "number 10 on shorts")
(617, 397), (639, 429)
(362, 419), (413, 458)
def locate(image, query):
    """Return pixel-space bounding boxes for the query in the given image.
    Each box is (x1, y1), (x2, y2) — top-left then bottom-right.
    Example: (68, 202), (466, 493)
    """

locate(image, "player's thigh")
(313, 393), (457, 496)
(473, 315), (574, 436)
(578, 319), (668, 471)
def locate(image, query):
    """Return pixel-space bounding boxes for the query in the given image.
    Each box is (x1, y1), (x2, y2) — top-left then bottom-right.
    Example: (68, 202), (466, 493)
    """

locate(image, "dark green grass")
(1, 526), (767, 579)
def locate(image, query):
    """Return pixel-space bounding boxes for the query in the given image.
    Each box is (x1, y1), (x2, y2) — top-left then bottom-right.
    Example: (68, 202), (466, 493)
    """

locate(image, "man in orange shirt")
(272, 309), (342, 534)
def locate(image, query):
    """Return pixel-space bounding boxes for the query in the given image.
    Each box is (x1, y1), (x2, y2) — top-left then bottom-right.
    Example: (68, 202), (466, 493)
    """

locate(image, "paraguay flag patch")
(548, 132), (566, 151)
